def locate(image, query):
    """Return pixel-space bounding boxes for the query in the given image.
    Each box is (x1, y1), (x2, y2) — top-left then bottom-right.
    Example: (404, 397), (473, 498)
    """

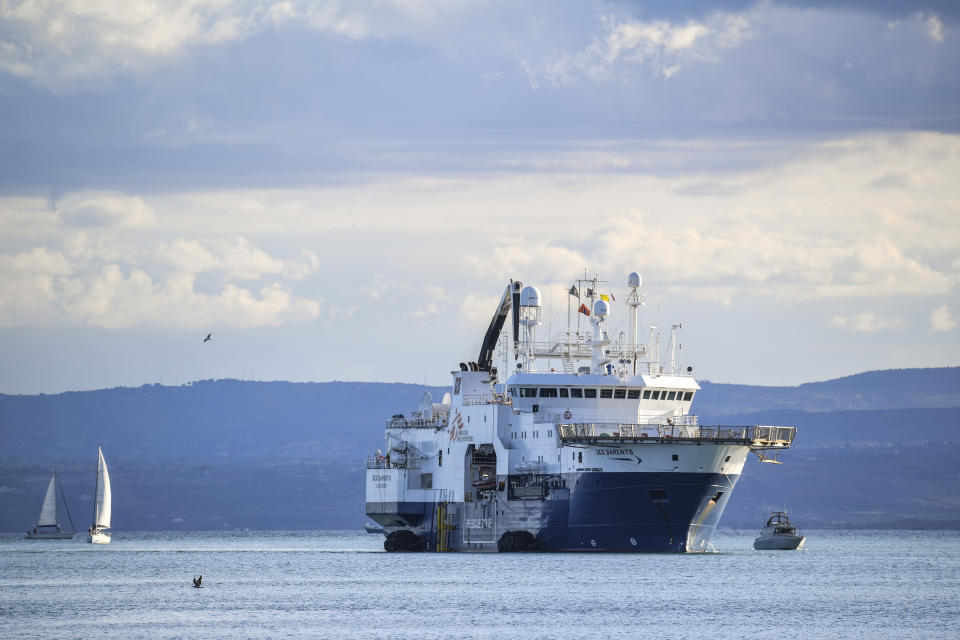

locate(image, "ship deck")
(557, 423), (796, 449)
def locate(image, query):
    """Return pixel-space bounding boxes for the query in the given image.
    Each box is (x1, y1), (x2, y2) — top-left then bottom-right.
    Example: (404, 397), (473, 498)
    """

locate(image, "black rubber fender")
(384, 529), (425, 552)
(497, 530), (537, 552)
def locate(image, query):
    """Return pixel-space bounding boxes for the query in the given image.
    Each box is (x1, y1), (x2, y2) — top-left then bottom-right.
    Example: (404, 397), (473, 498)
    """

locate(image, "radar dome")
(593, 299), (609, 317)
(520, 285), (542, 307)
(628, 272), (641, 288)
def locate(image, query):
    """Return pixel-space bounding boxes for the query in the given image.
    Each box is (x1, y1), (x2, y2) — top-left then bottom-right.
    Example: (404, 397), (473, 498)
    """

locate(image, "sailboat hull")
(88, 531), (111, 544)
(26, 529), (74, 540)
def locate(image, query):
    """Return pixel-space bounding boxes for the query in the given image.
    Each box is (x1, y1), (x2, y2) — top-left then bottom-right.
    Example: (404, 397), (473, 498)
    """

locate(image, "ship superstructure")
(366, 273), (796, 552)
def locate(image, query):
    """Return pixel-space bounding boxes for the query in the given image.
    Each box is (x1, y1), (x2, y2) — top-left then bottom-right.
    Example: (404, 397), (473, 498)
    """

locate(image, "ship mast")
(626, 272), (643, 375)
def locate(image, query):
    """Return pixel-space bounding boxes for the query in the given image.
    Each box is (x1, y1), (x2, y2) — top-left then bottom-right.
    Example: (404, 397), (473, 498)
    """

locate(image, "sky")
(0, 0), (958, 394)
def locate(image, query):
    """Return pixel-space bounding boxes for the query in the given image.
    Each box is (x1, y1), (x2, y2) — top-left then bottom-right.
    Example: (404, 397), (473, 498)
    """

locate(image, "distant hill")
(2, 367), (959, 532)
(0, 380), (448, 463)
(696, 367), (960, 415)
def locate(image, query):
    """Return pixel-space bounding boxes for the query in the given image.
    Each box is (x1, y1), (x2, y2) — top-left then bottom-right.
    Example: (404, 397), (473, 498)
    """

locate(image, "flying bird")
(203, 332), (213, 343)
(193, 575), (203, 588)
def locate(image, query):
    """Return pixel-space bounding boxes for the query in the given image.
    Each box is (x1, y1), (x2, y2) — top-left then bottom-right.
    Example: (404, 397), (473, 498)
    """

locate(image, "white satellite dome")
(593, 299), (609, 317)
(628, 272), (642, 288)
(520, 285), (542, 307)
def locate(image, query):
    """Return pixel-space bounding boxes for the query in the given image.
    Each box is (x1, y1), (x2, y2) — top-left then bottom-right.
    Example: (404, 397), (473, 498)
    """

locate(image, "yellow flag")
(599, 294), (610, 302)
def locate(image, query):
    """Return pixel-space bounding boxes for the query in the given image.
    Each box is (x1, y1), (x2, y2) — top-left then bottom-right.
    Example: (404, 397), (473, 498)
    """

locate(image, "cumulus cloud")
(0, 0), (370, 82)
(0, 247), (74, 325)
(64, 267), (320, 328)
(522, 5), (952, 90)
(929, 305), (956, 332)
(831, 313), (906, 332)
(59, 196), (157, 228)
(922, 13), (945, 43)
(524, 9), (752, 85)
(2, 130), (958, 331)
(412, 302), (441, 318)
(0, 237), (321, 328)
(157, 237), (319, 280)
(464, 243), (588, 284)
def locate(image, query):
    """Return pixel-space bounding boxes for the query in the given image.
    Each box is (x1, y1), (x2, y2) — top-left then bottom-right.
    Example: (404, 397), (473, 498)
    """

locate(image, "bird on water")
(193, 575), (203, 588)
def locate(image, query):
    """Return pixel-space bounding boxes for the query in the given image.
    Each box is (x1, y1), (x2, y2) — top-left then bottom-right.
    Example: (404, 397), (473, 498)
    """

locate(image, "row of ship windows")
(510, 387), (694, 402)
(511, 430), (554, 439)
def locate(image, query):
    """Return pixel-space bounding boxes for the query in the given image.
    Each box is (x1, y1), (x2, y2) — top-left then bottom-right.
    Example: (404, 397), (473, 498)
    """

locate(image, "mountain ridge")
(2, 366), (958, 531)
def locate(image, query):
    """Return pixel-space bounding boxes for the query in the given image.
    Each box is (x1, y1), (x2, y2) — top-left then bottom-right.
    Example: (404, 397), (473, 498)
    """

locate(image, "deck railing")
(537, 413), (699, 427)
(385, 416), (448, 430)
(557, 423), (796, 449)
(461, 394), (511, 406)
(365, 456), (421, 470)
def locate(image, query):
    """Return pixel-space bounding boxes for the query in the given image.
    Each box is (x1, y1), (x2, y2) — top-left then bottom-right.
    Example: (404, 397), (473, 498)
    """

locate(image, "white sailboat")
(25, 470), (76, 539)
(87, 447), (112, 544)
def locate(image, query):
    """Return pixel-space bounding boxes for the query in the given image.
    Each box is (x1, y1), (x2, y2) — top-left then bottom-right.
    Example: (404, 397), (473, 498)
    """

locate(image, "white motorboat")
(87, 447), (112, 544)
(25, 470), (76, 539)
(753, 511), (805, 550)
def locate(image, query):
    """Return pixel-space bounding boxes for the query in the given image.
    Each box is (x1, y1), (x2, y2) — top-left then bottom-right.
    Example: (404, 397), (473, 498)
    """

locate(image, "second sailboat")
(87, 447), (112, 544)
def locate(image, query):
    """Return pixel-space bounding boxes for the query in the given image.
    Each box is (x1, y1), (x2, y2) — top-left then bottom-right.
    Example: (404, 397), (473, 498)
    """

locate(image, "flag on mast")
(568, 286), (579, 297)
(578, 303), (591, 316)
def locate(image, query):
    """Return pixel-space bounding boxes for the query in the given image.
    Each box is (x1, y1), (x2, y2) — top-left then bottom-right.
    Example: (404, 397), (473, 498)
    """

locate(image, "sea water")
(1, 529), (958, 639)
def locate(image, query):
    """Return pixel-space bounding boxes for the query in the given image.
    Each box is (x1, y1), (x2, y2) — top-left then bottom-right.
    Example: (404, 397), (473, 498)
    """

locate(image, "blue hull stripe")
(367, 471), (740, 552)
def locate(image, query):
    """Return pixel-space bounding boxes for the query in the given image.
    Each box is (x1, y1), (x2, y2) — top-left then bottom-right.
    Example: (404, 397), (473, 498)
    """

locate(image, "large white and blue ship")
(365, 273), (796, 552)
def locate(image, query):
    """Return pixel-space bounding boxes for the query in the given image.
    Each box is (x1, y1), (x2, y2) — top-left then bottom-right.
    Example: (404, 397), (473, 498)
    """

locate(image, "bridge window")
(642, 389), (652, 399)
(539, 388), (558, 398)
(570, 388), (583, 398)
(628, 389), (640, 399)
(584, 389), (597, 398)
(519, 388), (537, 398)
(651, 390), (661, 400)
(578, 451), (583, 463)
(600, 389), (613, 398)
(683, 391), (694, 401)
(667, 391), (677, 401)
(559, 388), (569, 398)
(672, 454), (679, 461)
(614, 389), (626, 399)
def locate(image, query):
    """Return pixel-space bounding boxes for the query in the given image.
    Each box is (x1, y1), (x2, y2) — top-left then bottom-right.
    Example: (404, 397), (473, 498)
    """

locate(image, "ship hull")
(25, 528), (75, 540)
(753, 535), (805, 550)
(87, 531), (110, 544)
(368, 471), (740, 553)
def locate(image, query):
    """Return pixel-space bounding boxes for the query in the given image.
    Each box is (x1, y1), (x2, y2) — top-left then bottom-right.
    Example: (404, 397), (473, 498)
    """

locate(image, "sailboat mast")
(57, 471), (76, 532)
(53, 470), (59, 524)
(92, 448), (101, 531)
